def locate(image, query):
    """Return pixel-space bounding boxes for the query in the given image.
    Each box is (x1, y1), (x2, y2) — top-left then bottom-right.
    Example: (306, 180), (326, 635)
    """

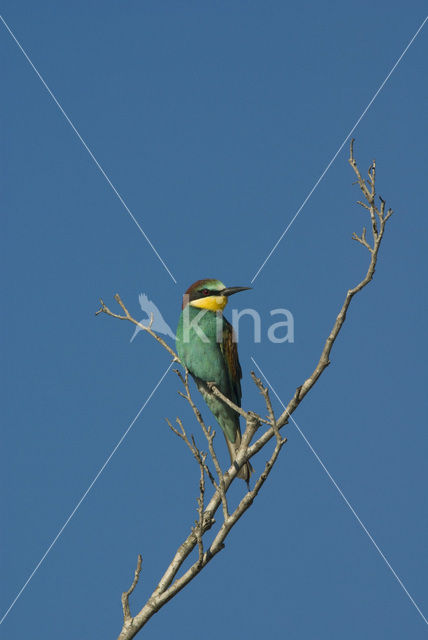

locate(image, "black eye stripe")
(187, 287), (222, 302)
(201, 289), (220, 296)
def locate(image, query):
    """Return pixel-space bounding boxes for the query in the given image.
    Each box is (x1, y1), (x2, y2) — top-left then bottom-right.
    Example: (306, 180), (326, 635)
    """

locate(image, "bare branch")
(176, 370), (230, 521)
(352, 227), (373, 252)
(192, 420), (287, 578)
(167, 417), (217, 491)
(95, 294), (179, 362)
(206, 382), (249, 420)
(349, 139), (378, 239)
(251, 371), (275, 425)
(247, 140), (393, 460)
(194, 457), (206, 565)
(121, 554), (142, 624)
(349, 139), (373, 204)
(102, 139), (394, 640)
(207, 381), (270, 425)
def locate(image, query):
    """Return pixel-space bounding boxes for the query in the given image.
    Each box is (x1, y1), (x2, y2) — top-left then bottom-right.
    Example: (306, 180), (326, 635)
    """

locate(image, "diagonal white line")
(0, 360), (174, 626)
(251, 356), (428, 626)
(250, 15), (428, 284)
(0, 14), (177, 285)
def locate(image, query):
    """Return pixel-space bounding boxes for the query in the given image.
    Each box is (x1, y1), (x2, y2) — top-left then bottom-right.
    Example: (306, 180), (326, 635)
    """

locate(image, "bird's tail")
(226, 428), (254, 484)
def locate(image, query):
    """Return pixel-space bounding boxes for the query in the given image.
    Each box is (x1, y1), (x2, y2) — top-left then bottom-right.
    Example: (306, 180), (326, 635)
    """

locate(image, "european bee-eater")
(176, 279), (252, 482)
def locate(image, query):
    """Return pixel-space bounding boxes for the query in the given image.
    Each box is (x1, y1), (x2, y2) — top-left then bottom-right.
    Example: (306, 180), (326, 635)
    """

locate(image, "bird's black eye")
(201, 288), (209, 296)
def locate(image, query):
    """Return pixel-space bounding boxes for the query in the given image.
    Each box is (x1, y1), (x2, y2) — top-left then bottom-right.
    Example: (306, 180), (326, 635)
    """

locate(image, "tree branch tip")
(357, 200), (370, 211)
(95, 298), (106, 316)
(121, 553), (143, 622)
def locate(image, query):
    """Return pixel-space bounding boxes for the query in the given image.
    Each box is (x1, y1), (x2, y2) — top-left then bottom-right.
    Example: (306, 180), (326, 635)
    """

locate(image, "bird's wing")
(221, 318), (242, 407)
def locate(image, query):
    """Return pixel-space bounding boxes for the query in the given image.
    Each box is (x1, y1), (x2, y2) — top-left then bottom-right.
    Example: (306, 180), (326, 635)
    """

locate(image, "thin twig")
(176, 370), (230, 521)
(166, 417), (217, 490)
(121, 554), (143, 623)
(207, 382), (270, 424)
(247, 140), (393, 459)
(195, 457), (206, 565)
(96, 294), (179, 362)
(352, 227), (373, 252)
(250, 371), (276, 425)
(205, 382), (249, 419)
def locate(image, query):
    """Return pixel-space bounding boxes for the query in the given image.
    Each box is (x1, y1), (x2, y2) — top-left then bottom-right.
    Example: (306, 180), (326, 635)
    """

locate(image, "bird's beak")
(220, 286), (252, 297)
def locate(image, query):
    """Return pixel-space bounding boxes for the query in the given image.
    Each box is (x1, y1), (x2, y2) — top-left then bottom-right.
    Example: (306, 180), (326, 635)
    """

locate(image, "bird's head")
(182, 279), (251, 311)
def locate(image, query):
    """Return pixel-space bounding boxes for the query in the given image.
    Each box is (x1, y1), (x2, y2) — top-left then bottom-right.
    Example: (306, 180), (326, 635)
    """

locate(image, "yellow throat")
(189, 295), (228, 312)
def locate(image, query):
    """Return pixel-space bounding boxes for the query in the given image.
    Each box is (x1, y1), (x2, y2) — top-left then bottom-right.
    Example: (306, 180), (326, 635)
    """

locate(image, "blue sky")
(2, 2), (427, 638)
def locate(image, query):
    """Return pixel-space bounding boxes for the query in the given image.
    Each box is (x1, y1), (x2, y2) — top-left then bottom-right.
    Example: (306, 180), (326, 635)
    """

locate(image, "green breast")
(176, 306), (240, 443)
(176, 307), (229, 390)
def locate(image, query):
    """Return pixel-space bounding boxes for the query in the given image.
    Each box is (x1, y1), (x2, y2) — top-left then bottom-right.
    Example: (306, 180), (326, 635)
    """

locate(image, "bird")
(176, 278), (253, 482)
